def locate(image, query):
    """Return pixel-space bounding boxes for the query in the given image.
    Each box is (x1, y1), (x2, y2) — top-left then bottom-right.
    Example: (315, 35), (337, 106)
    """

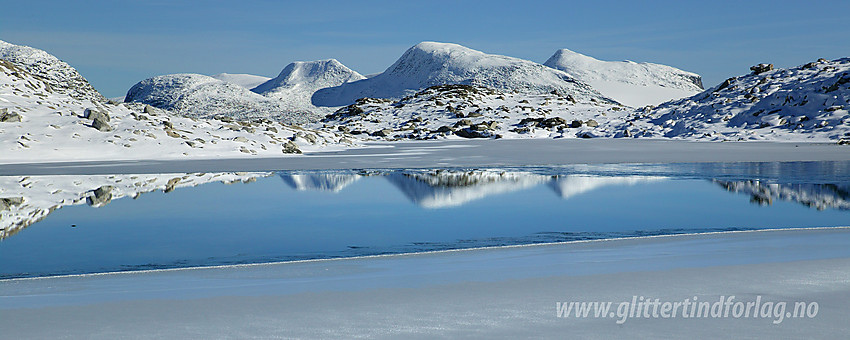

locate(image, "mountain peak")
(544, 48), (703, 107)
(0, 40), (105, 102)
(313, 42), (611, 107)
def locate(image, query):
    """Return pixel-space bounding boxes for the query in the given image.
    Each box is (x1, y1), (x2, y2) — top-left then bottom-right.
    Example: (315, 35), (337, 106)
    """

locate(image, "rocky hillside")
(125, 73), (322, 124)
(317, 84), (626, 140)
(544, 48), (703, 107)
(621, 58), (850, 141)
(0, 40), (105, 103)
(252, 59), (365, 116)
(312, 42), (613, 107)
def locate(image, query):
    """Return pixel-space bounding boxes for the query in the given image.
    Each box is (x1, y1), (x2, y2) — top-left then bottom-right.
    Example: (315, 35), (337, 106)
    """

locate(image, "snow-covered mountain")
(125, 73), (323, 124)
(0, 172), (271, 241)
(210, 73), (271, 89)
(252, 59), (365, 116)
(544, 49), (703, 107)
(621, 58), (850, 141)
(312, 42), (613, 107)
(0, 40), (105, 103)
(0, 40), (353, 163)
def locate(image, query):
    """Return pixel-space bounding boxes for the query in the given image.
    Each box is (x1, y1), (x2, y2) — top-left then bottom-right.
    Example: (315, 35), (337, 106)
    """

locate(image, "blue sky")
(2, 0), (848, 98)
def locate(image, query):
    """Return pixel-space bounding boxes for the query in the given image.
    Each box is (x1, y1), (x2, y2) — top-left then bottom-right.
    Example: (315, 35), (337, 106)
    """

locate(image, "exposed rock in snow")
(312, 42), (613, 107)
(544, 48), (703, 107)
(252, 59), (365, 116)
(210, 73), (271, 89)
(0, 40), (105, 103)
(279, 172), (362, 192)
(317, 84), (625, 140)
(0, 172), (272, 240)
(125, 73), (322, 124)
(622, 57), (850, 141)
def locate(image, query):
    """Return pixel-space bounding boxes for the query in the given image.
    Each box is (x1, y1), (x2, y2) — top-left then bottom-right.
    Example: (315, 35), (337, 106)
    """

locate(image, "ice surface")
(2, 228), (849, 338)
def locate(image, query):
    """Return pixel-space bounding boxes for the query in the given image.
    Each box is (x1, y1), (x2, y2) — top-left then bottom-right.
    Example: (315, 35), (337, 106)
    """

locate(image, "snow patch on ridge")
(544, 48), (702, 107)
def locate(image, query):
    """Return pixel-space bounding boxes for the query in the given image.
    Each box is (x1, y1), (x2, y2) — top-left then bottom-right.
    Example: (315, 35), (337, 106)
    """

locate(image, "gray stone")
(86, 186), (114, 207)
(0, 110), (22, 123)
(750, 64), (774, 74)
(282, 140), (302, 154)
(585, 119), (599, 127)
(233, 136), (249, 142)
(371, 128), (394, 137)
(84, 108), (110, 122)
(144, 104), (156, 114)
(455, 128), (487, 138)
(92, 117), (112, 132)
(453, 119), (472, 127)
(0, 197), (24, 211)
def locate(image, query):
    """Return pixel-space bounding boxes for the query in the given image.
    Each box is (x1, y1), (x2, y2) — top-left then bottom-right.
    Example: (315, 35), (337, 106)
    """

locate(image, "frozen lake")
(2, 161), (848, 279)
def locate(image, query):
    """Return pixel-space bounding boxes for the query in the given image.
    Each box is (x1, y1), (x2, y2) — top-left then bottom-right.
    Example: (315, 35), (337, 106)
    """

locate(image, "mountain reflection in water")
(2, 162), (850, 242)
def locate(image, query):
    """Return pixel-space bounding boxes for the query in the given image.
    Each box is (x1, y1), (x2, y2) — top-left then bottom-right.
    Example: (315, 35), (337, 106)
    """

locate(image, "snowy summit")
(252, 59), (365, 116)
(544, 48), (703, 107)
(312, 42), (614, 107)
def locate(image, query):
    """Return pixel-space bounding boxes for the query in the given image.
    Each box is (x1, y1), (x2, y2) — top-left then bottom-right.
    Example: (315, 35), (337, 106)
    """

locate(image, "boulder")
(371, 128), (394, 137)
(282, 140), (302, 154)
(92, 117), (112, 132)
(86, 186), (114, 207)
(750, 64), (774, 74)
(585, 119), (599, 127)
(0, 110), (22, 123)
(0, 197), (24, 211)
(83, 108), (110, 122)
(571, 120), (583, 128)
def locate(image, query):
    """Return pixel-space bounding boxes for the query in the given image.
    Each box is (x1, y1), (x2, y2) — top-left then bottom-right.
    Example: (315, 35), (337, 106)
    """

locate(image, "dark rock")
(87, 186), (114, 207)
(541, 117), (567, 128)
(571, 120), (583, 128)
(282, 140), (302, 154)
(92, 117), (112, 132)
(83, 108), (110, 122)
(0, 197), (24, 211)
(371, 128), (394, 137)
(455, 128), (487, 138)
(466, 112), (483, 118)
(337, 126), (350, 133)
(436, 126), (453, 133)
(750, 64), (774, 74)
(0, 109), (22, 123)
(453, 119), (472, 127)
